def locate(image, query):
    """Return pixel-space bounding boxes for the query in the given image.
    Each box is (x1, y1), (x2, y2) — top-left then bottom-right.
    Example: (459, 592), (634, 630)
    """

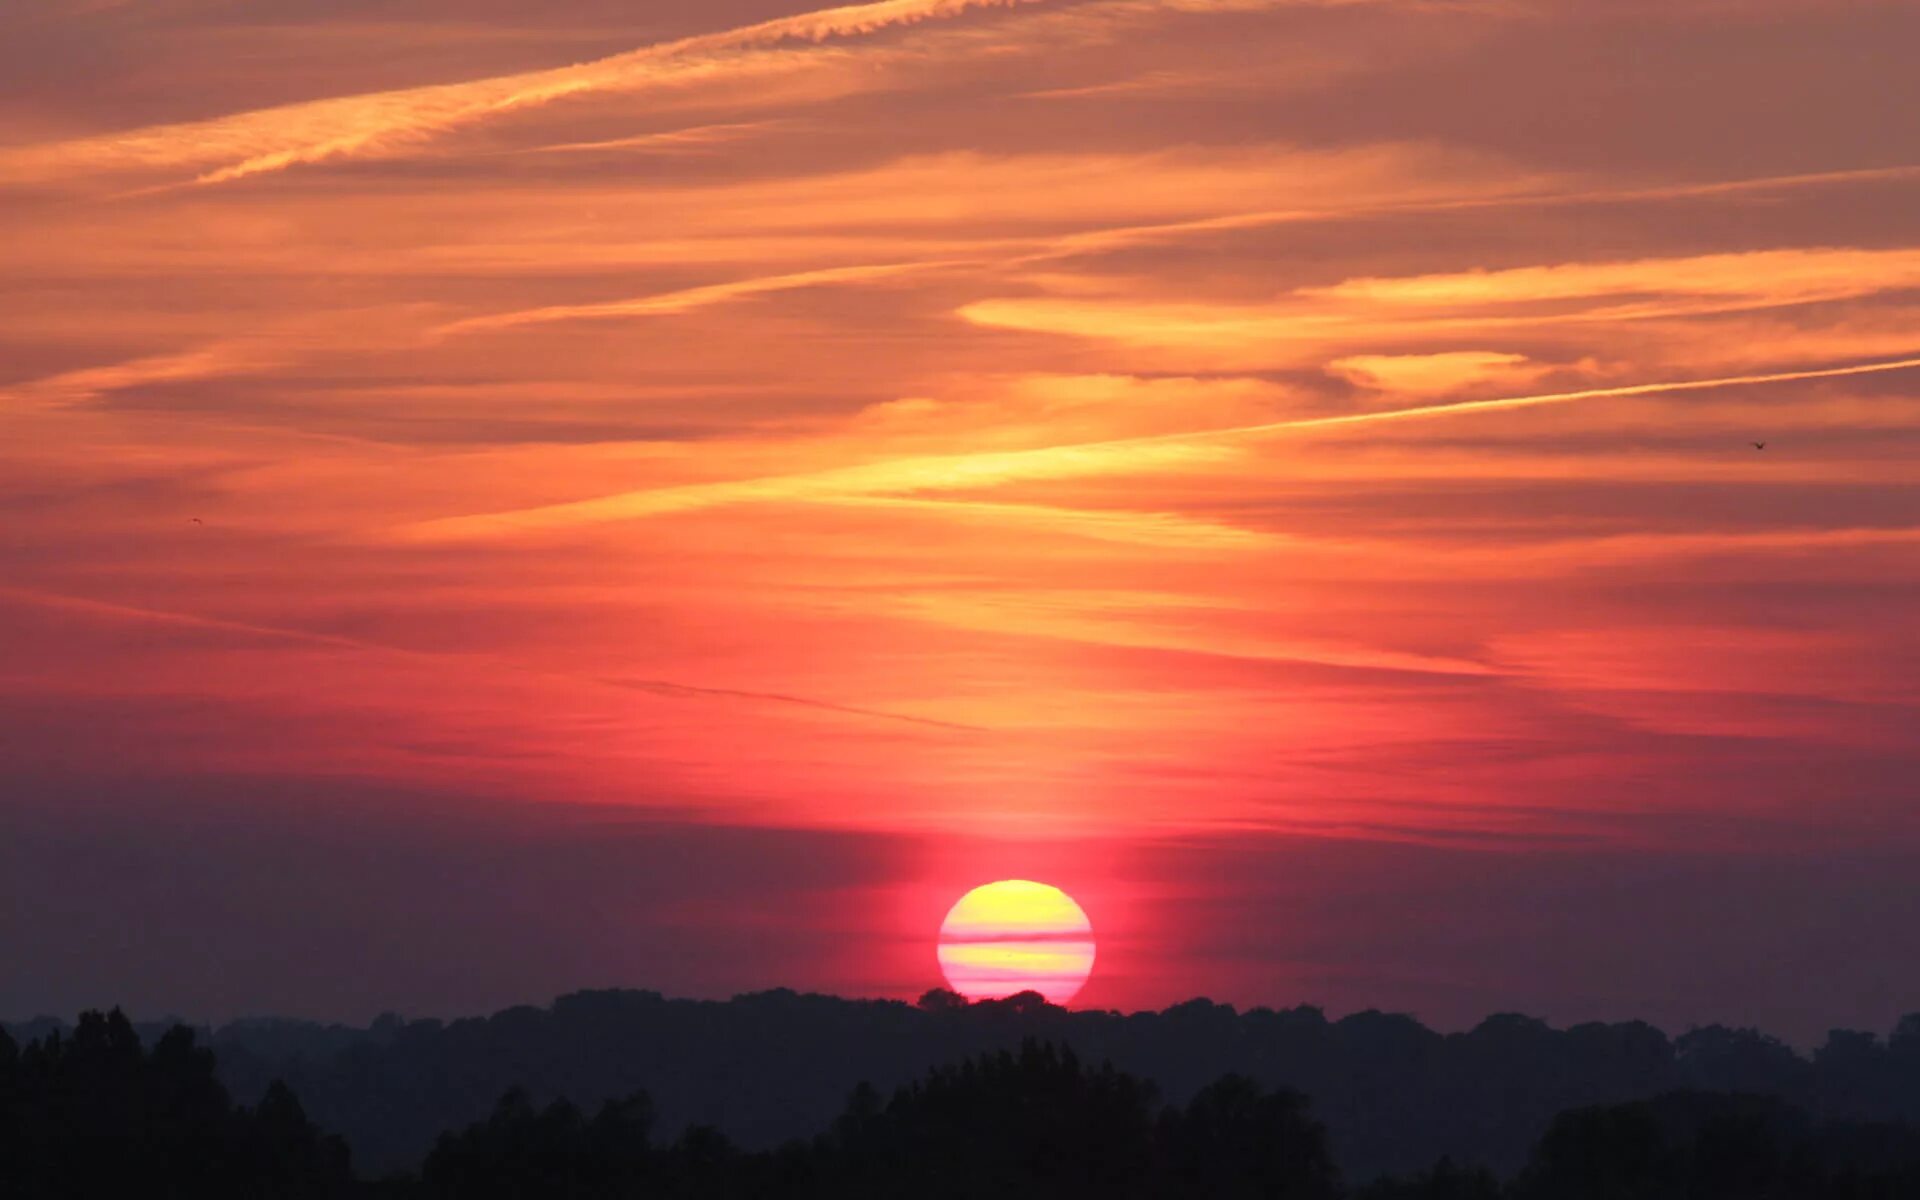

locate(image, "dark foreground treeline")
(18, 988), (1919, 1179)
(0, 1011), (349, 1198)
(9, 1011), (1920, 1200)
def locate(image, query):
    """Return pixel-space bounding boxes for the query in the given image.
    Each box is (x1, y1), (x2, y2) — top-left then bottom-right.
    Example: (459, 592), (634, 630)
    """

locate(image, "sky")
(2, 0), (1918, 1044)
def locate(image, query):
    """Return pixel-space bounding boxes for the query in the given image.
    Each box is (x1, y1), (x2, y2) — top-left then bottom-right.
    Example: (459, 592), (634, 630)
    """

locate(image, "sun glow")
(937, 880), (1096, 1005)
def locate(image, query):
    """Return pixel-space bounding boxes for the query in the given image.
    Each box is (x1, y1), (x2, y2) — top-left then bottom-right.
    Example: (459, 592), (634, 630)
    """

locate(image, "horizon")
(9, 788), (1917, 1044)
(13, 981), (1920, 1059)
(24, 981), (1920, 1192)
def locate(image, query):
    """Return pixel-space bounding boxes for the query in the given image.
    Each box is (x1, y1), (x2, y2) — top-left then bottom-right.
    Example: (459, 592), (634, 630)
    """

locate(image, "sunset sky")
(3, 0), (1918, 1042)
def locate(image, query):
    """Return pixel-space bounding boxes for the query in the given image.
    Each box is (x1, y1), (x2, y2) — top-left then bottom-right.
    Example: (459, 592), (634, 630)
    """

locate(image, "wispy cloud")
(0, 585), (979, 732)
(8, 0), (1920, 879)
(516, 120), (795, 157)
(386, 353), (1920, 540)
(873, 588), (1502, 676)
(2, 0), (1051, 186)
(388, 437), (1234, 541)
(438, 261), (956, 335)
(958, 244), (1920, 372)
(812, 495), (1276, 549)
(1306, 246), (1920, 309)
(996, 164), (1920, 268)
(1326, 351), (1557, 398)
(0, 344), (262, 408)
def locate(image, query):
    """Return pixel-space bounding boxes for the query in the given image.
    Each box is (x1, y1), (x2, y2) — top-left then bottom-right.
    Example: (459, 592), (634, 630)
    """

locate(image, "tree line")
(10, 1004), (1920, 1197)
(78, 987), (1920, 1179)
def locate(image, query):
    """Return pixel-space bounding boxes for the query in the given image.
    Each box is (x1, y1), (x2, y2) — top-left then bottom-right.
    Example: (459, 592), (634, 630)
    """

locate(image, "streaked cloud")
(960, 245), (1920, 371)
(439, 262), (953, 335)
(1, 0), (1054, 186)
(1, 343), (263, 408)
(388, 436), (1237, 541)
(379, 353), (1920, 546)
(1326, 351), (1557, 398)
(1306, 246), (1920, 310)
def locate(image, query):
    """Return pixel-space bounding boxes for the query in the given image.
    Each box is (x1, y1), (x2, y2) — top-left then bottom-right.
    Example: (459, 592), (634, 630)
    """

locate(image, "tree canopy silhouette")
(16, 995), (1920, 1197)
(0, 1009), (349, 1199)
(103, 987), (1920, 1180)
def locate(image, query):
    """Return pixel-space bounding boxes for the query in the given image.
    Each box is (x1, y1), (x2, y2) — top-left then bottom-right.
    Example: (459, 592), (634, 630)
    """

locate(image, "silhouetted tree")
(1157, 1073), (1339, 1200)
(1355, 1157), (1501, 1200)
(1816, 1029), (1901, 1121)
(28, 992), (1920, 1194)
(0, 1010), (348, 1198)
(1515, 1099), (1674, 1200)
(422, 1086), (656, 1200)
(822, 1040), (1159, 1200)
(916, 988), (968, 1013)
(1889, 1013), (1920, 1060)
(1675, 1025), (1810, 1100)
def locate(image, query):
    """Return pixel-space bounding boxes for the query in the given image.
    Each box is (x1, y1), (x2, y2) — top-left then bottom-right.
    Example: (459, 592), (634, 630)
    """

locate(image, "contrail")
(1206, 354), (1920, 439)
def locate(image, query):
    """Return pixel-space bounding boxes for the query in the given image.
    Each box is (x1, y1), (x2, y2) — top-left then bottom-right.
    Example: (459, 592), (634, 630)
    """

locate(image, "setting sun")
(937, 880), (1096, 1005)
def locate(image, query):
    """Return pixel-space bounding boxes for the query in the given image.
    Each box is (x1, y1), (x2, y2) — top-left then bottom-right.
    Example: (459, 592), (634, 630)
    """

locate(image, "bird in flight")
(190, 517), (203, 524)
(1751, 441), (1766, 450)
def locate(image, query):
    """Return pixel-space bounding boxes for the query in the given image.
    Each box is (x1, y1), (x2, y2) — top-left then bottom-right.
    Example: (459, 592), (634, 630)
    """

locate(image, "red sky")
(3, 0), (1918, 1042)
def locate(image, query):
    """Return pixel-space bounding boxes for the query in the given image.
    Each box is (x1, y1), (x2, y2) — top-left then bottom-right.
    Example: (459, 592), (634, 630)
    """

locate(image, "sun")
(937, 880), (1096, 1006)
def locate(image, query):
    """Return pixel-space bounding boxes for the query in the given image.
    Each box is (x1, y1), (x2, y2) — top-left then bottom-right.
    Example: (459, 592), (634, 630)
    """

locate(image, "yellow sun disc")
(937, 879), (1095, 1005)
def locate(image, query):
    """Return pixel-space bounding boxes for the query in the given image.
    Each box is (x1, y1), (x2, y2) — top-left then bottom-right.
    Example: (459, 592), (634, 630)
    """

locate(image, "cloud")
(1493, 625), (1917, 702)
(1306, 246), (1920, 310)
(855, 373), (1302, 443)
(388, 436), (1237, 541)
(1342, 526), (1920, 580)
(0, 585), (979, 733)
(994, 165), (1920, 275)
(439, 261), (955, 336)
(1326, 351), (1559, 397)
(1, 0), (1053, 186)
(517, 120), (795, 157)
(385, 352), (1920, 541)
(1018, 67), (1238, 100)
(812, 496), (1276, 549)
(871, 588), (1501, 676)
(1486, 624), (1920, 746)
(959, 245), (1920, 370)
(0, 344), (262, 408)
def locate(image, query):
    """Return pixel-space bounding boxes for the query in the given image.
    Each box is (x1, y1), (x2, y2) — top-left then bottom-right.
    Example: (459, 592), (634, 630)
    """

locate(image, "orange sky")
(3, 0), (1919, 1036)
